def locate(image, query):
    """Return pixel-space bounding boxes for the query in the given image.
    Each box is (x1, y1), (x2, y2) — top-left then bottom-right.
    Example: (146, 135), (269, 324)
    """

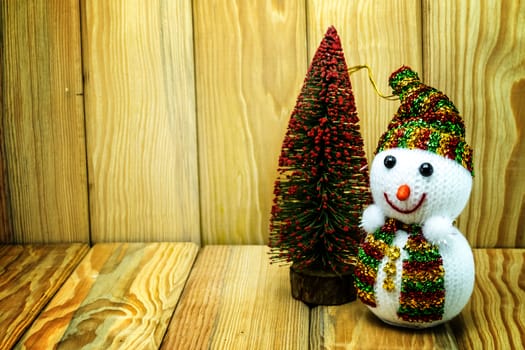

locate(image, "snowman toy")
(354, 66), (475, 328)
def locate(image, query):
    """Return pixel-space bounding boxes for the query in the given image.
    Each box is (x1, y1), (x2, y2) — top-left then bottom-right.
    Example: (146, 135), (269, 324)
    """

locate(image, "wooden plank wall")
(1, 1), (89, 243)
(194, 0), (308, 244)
(0, 0), (523, 247)
(81, 0), (200, 243)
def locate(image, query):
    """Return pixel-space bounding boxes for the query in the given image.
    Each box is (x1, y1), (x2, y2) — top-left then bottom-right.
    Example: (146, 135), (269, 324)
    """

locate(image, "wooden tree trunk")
(290, 264), (357, 306)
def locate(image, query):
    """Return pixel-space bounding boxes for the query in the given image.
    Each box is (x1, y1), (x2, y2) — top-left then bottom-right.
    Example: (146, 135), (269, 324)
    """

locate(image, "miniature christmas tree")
(269, 26), (370, 305)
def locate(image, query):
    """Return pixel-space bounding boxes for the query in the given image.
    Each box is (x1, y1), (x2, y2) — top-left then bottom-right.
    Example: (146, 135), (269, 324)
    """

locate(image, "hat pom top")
(388, 65), (421, 97)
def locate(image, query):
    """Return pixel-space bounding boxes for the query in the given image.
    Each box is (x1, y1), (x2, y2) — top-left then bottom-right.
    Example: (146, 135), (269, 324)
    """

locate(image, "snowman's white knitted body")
(360, 148), (475, 328)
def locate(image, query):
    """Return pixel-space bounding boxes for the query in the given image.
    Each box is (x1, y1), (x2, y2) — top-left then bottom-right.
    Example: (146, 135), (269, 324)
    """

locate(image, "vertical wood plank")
(307, 0), (423, 167)
(0, 145), (13, 243)
(0, 0), (89, 243)
(423, 0), (525, 247)
(161, 246), (310, 349)
(194, 0), (308, 244)
(82, 0), (200, 243)
(0, 244), (88, 349)
(16, 243), (199, 349)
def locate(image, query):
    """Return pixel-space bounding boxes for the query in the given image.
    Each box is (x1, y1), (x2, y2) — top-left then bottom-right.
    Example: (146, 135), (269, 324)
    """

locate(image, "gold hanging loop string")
(348, 65), (398, 101)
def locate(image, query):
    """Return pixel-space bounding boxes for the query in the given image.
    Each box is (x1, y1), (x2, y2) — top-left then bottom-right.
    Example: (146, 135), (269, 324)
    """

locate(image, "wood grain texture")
(423, 0), (525, 247)
(1, 1), (523, 248)
(9, 247), (525, 349)
(0, 244), (88, 349)
(311, 249), (524, 349)
(0, 142), (12, 243)
(16, 242), (199, 349)
(307, 0), (423, 167)
(451, 249), (525, 349)
(82, 0), (200, 243)
(310, 301), (457, 349)
(161, 246), (310, 349)
(194, 0), (308, 244)
(0, 0), (89, 243)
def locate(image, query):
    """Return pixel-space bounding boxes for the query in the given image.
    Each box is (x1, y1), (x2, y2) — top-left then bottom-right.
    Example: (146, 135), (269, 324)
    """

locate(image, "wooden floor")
(0, 244), (523, 349)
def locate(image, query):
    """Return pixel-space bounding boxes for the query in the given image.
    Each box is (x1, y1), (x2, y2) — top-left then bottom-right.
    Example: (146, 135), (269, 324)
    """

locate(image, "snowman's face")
(371, 148), (472, 224)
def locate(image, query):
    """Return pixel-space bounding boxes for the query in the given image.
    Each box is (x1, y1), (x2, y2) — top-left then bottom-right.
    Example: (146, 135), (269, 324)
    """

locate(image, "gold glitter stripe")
(437, 133), (453, 157)
(404, 238), (432, 251)
(355, 260), (377, 280)
(357, 290), (376, 305)
(400, 296), (445, 310)
(365, 234), (389, 252)
(402, 267), (444, 281)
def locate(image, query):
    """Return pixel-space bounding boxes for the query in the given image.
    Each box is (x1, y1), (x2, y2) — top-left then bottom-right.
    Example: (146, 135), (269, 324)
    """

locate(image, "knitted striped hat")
(376, 66), (473, 174)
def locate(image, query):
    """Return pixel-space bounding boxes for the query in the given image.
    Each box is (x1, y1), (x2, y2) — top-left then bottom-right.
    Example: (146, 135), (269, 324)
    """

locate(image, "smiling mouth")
(384, 193), (426, 214)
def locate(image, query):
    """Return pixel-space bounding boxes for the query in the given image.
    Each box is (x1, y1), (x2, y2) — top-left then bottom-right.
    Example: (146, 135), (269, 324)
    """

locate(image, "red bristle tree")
(269, 26), (370, 305)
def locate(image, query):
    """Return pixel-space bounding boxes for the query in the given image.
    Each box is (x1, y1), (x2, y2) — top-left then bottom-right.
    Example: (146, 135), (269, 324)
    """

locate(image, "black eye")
(384, 155), (396, 169)
(419, 162), (434, 177)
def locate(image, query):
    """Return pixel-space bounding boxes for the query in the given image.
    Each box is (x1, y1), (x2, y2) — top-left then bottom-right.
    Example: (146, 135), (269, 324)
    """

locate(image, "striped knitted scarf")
(355, 218), (445, 323)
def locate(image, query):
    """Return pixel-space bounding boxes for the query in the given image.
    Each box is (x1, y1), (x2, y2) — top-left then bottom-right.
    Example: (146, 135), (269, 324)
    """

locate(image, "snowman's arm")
(422, 215), (461, 245)
(360, 204), (386, 233)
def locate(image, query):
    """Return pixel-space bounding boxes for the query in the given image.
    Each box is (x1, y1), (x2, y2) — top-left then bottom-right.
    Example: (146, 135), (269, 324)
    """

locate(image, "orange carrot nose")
(396, 184), (411, 201)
